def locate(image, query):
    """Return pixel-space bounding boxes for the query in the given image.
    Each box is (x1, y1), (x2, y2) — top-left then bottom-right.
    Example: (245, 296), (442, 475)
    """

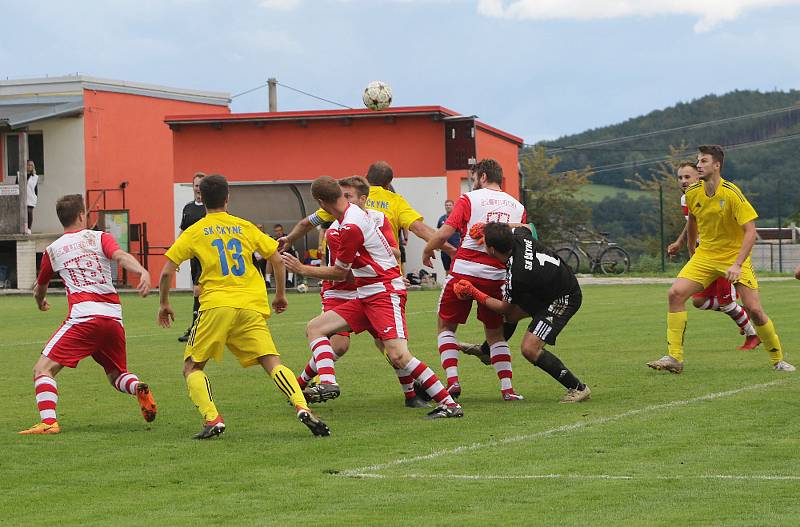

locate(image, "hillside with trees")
(522, 90), (800, 262)
(534, 89), (800, 221)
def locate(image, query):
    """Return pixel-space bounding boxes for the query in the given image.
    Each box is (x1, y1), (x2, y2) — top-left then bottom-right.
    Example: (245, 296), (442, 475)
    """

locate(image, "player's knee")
(521, 344), (543, 363)
(668, 286), (688, 305)
(690, 297), (705, 309)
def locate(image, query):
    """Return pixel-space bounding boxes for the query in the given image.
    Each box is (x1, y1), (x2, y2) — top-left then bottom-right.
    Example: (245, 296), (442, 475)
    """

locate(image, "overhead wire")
(231, 80), (352, 109)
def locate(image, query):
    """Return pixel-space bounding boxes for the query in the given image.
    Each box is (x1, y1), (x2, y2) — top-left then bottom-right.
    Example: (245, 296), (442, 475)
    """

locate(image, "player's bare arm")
(453, 278), (514, 315)
(278, 216), (315, 252)
(727, 221), (757, 282)
(280, 252), (349, 282)
(157, 261), (179, 327)
(687, 213), (698, 256)
(112, 250), (151, 297)
(795, 264), (800, 280)
(411, 220), (456, 257)
(268, 251), (288, 314)
(422, 223), (457, 267)
(33, 282), (50, 311)
(668, 222), (689, 256)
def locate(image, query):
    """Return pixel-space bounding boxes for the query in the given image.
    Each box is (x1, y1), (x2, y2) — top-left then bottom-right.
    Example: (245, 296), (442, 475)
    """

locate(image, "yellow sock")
(667, 311), (688, 362)
(754, 318), (783, 365)
(186, 370), (219, 422)
(270, 364), (308, 410)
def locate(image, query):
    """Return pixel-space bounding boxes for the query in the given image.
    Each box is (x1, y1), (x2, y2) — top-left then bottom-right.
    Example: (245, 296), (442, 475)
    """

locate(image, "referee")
(454, 222), (591, 403)
(178, 172), (206, 342)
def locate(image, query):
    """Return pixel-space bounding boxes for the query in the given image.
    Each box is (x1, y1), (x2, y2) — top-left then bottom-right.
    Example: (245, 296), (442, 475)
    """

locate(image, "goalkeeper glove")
(469, 222), (486, 245)
(453, 279), (488, 304)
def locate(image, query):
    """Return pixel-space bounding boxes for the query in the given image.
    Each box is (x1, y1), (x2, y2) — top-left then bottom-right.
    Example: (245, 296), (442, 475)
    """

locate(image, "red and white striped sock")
(720, 302), (756, 336)
(698, 296), (720, 311)
(113, 372), (141, 394)
(406, 357), (456, 406)
(297, 361), (317, 389)
(437, 330), (460, 387)
(489, 341), (514, 395)
(34, 375), (58, 425)
(298, 349), (343, 388)
(394, 365), (416, 400)
(310, 337), (337, 385)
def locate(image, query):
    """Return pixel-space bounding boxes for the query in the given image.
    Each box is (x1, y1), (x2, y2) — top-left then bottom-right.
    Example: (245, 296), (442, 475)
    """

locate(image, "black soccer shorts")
(525, 287), (582, 346)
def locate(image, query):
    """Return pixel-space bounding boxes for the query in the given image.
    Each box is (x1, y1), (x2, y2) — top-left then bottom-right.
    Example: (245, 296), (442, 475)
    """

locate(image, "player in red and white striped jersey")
(19, 194), (156, 435)
(283, 176), (462, 419)
(666, 161), (759, 350)
(423, 159), (526, 401)
(284, 177), (430, 408)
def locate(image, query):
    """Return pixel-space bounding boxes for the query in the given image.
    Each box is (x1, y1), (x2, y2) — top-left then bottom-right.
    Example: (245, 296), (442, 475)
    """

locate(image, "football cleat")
(502, 391), (524, 401)
(136, 383), (157, 422)
(303, 382), (340, 404)
(460, 342), (492, 366)
(193, 415), (225, 440)
(413, 381), (432, 402)
(426, 404), (464, 419)
(19, 422), (61, 435)
(177, 330), (191, 343)
(297, 408), (331, 437)
(773, 360), (796, 372)
(560, 385), (591, 403)
(404, 395), (431, 408)
(447, 382), (462, 399)
(647, 355), (684, 374)
(738, 335), (761, 351)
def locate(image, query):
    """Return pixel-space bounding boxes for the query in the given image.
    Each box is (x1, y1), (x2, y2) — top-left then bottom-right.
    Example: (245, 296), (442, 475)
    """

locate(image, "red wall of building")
(82, 90), (229, 283)
(171, 116), (446, 185)
(476, 128), (521, 199)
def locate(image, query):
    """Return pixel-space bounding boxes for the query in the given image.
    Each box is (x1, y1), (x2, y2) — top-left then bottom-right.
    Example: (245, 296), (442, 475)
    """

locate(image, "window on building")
(3, 132), (44, 181)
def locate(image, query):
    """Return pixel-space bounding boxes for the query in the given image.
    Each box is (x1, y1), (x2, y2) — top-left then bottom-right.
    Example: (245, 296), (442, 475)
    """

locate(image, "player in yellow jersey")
(157, 174), (331, 439)
(648, 145), (795, 373)
(277, 161), (456, 258)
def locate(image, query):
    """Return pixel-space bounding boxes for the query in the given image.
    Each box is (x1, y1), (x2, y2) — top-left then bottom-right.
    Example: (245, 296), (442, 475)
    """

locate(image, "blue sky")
(2, 0), (799, 143)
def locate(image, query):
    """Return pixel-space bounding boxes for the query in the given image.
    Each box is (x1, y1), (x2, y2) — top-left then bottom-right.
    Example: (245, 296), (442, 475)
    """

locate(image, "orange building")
(166, 106), (523, 285)
(0, 76), (229, 288)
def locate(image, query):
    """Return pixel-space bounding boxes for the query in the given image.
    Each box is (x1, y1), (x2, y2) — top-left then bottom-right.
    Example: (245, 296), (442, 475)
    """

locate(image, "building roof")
(165, 106), (524, 146)
(0, 96), (84, 130)
(0, 75), (230, 109)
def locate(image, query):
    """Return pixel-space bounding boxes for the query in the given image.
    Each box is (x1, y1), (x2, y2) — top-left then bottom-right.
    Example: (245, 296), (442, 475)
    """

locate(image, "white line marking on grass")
(350, 473), (800, 481)
(338, 379), (792, 478)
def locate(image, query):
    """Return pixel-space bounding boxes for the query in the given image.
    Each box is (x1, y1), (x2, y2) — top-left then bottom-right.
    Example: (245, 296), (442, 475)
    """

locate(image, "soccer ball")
(362, 81), (392, 111)
(296, 283), (308, 294)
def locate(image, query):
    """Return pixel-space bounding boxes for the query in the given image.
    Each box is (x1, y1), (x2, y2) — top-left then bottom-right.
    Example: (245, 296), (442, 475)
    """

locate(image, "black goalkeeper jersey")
(180, 201), (206, 231)
(505, 232), (579, 307)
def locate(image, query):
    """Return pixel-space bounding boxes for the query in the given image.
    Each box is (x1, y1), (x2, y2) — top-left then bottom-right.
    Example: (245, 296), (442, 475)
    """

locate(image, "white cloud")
(259, 0), (302, 10)
(476, 0), (800, 32)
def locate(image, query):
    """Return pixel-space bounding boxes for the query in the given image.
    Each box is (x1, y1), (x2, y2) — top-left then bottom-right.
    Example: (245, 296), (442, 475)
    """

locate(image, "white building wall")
(392, 176), (449, 282)
(33, 117), (85, 233)
(173, 182), (195, 289)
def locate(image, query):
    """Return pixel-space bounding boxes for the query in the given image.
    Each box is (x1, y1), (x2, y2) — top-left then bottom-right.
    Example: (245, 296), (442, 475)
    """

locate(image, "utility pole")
(659, 183), (665, 272)
(18, 131), (28, 234)
(268, 78), (277, 112)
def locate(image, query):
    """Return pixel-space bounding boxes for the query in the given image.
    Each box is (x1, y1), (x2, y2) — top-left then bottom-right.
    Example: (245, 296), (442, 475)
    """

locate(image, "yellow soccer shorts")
(677, 254), (758, 290)
(184, 306), (279, 367)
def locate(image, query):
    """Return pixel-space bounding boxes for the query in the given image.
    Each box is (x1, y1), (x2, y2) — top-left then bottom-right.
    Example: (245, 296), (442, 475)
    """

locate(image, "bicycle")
(554, 227), (631, 275)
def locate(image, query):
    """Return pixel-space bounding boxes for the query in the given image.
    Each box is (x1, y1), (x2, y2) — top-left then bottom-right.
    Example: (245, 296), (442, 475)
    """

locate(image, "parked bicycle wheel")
(598, 246), (630, 275)
(555, 247), (581, 274)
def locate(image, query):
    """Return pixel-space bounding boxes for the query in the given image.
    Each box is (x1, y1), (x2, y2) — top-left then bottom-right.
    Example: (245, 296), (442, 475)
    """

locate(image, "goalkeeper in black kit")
(454, 222), (591, 403)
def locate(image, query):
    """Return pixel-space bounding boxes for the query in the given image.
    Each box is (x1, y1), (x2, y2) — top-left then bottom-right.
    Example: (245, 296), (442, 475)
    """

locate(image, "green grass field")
(3, 283), (800, 526)
(576, 183), (649, 202)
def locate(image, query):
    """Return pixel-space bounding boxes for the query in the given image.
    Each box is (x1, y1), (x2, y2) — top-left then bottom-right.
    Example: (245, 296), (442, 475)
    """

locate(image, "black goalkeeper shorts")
(525, 287), (582, 346)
